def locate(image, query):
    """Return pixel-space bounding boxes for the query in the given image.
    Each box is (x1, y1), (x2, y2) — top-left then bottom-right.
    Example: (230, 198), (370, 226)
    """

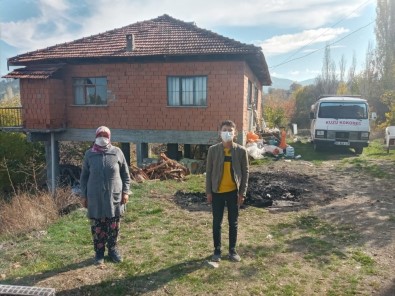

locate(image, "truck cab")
(310, 95), (376, 154)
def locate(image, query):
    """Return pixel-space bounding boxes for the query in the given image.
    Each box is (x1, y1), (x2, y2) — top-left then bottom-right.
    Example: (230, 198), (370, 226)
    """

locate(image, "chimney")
(126, 34), (135, 51)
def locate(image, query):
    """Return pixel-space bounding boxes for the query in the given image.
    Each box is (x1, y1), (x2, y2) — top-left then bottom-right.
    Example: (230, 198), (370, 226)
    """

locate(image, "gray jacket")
(80, 146), (131, 219)
(206, 142), (249, 196)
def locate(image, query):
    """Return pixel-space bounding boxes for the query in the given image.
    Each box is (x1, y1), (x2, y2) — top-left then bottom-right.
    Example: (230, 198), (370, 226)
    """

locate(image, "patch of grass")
(0, 178), (384, 295)
(351, 250), (376, 274)
(290, 141), (357, 162)
(364, 139), (395, 160)
(340, 157), (390, 179)
(249, 158), (271, 166)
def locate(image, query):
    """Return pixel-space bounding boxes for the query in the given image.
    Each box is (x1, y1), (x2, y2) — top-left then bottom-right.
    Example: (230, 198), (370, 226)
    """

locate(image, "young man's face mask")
(220, 131), (234, 142)
(95, 137), (110, 146)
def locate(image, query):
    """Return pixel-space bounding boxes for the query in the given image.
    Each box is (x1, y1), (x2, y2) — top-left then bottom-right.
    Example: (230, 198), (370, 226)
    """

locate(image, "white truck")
(310, 95), (376, 154)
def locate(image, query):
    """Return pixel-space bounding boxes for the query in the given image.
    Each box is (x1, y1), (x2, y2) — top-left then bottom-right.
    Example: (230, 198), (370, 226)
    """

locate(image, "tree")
(262, 87), (296, 128)
(375, 0), (395, 89)
(315, 45), (338, 95)
(339, 54), (347, 83)
(292, 85), (321, 129)
(375, 0), (395, 126)
(357, 42), (387, 122)
(347, 52), (358, 94)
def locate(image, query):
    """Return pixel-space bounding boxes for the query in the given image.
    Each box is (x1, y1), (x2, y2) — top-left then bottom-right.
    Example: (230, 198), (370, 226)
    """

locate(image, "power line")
(270, 0), (374, 69)
(269, 19), (375, 69)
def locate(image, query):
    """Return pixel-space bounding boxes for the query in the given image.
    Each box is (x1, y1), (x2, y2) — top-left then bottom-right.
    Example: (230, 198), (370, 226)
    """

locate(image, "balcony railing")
(0, 107), (23, 128)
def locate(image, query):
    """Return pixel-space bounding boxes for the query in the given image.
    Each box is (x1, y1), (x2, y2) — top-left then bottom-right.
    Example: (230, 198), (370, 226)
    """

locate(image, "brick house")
(2, 14), (271, 189)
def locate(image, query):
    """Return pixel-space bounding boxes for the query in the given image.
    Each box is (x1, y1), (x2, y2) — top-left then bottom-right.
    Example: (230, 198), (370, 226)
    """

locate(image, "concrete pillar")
(166, 143), (179, 160)
(136, 143), (148, 167)
(121, 143), (131, 166)
(184, 144), (192, 158)
(44, 139), (60, 193)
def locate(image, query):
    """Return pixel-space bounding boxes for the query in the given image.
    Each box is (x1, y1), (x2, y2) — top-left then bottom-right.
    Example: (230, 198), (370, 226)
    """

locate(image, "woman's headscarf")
(91, 126), (112, 153)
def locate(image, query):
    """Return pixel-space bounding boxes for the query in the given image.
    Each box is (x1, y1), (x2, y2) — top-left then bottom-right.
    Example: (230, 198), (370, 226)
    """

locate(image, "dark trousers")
(212, 190), (239, 254)
(91, 217), (120, 253)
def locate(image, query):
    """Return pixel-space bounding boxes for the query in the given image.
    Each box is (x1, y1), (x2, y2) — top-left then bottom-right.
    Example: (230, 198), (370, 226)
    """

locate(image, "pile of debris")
(245, 129), (299, 160)
(130, 153), (190, 182)
(245, 171), (340, 209)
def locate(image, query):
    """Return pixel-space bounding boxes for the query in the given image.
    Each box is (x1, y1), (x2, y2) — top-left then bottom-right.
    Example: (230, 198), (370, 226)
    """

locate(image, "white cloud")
(0, 0), (373, 54)
(1, 0), (83, 51)
(259, 27), (349, 56)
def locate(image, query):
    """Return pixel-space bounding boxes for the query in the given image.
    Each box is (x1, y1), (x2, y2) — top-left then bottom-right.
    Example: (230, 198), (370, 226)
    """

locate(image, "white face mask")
(221, 131), (234, 142)
(95, 137), (110, 147)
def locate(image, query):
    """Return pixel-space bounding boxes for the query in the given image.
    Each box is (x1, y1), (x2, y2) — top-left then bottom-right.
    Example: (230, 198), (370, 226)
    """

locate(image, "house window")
(167, 76), (207, 106)
(247, 80), (252, 108)
(73, 77), (107, 105)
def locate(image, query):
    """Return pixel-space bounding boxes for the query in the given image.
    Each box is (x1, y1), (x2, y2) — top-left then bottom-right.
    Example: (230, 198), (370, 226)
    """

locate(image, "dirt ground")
(253, 158), (395, 295)
(174, 157), (395, 295)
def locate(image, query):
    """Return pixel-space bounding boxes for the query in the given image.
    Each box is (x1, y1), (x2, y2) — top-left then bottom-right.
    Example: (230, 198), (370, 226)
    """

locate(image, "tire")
(354, 147), (363, 154)
(313, 142), (321, 152)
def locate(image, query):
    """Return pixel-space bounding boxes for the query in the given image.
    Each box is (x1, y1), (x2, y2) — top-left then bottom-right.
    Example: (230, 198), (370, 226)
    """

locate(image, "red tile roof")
(3, 63), (65, 79)
(6, 14), (271, 84)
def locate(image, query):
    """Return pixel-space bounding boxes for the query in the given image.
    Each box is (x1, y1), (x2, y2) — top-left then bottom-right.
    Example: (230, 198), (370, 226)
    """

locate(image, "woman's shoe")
(94, 250), (105, 265)
(109, 249), (123, 263)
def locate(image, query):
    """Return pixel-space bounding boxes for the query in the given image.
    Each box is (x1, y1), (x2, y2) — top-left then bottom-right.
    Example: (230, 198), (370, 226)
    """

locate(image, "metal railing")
(0, 107), (23, 127)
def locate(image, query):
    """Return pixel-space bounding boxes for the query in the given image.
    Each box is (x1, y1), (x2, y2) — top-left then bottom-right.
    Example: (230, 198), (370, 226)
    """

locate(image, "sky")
(0, 0), (377, 82)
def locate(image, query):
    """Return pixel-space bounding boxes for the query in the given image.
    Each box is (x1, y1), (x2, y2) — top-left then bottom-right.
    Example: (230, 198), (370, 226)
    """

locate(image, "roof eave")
(7, 52), (271, 84)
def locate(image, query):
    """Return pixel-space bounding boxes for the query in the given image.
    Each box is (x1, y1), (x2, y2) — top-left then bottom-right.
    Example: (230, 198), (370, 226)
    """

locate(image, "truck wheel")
(354, 147), (363, 154)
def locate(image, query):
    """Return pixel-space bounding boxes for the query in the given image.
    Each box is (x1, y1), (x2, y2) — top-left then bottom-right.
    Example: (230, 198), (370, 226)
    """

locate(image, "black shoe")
(94, 250), (105, 265)
(211, 253), (221, 262)
(108, 249), (123, 263)
(228, 252), (241, 262)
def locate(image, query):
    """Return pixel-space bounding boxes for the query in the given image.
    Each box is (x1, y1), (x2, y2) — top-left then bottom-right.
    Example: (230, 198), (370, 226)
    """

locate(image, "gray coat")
(205, 142), (249, 196)
(80, 146), (131, 219)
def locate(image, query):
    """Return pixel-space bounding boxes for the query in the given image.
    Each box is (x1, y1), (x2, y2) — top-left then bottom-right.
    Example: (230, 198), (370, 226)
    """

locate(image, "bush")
(0, 188), (81, 236)
(0, 132), (45, 195)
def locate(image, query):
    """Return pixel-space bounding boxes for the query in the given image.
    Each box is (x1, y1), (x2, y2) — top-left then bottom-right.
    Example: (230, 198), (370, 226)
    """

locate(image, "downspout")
(51, 132), (55, 196)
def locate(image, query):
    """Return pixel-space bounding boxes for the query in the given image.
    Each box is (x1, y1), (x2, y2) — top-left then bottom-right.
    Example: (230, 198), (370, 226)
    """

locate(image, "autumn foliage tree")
(262, 88), (296, 128)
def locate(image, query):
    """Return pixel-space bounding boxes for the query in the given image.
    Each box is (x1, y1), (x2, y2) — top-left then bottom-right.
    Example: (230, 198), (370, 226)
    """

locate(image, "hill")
(264, 76), (315, 91)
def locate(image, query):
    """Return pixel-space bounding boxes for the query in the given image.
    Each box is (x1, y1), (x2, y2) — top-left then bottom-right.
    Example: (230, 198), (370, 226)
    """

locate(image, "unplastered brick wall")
(21, 80), (51, 129)
(64, 61), (255, 132)
(47, 79), (65, 128)
(21, 79), (66, 129)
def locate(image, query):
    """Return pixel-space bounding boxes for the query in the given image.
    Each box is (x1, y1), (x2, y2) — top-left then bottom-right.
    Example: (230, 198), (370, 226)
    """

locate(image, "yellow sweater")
(218, 148), (237, 193)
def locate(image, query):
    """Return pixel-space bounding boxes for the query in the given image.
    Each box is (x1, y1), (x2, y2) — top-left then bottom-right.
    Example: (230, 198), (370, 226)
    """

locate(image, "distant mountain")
(264, 76), (315, 91)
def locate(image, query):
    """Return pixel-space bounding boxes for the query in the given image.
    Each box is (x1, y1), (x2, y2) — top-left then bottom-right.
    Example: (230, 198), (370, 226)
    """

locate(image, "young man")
(206, 120), (249, 262)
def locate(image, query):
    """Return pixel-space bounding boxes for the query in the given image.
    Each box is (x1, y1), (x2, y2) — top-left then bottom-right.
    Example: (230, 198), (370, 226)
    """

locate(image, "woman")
(206, 120), (249, 262)
(80, 126), (130, 265)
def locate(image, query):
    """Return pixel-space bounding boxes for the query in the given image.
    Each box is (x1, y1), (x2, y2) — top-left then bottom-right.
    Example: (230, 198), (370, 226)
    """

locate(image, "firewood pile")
(130, 153), (190, 182)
